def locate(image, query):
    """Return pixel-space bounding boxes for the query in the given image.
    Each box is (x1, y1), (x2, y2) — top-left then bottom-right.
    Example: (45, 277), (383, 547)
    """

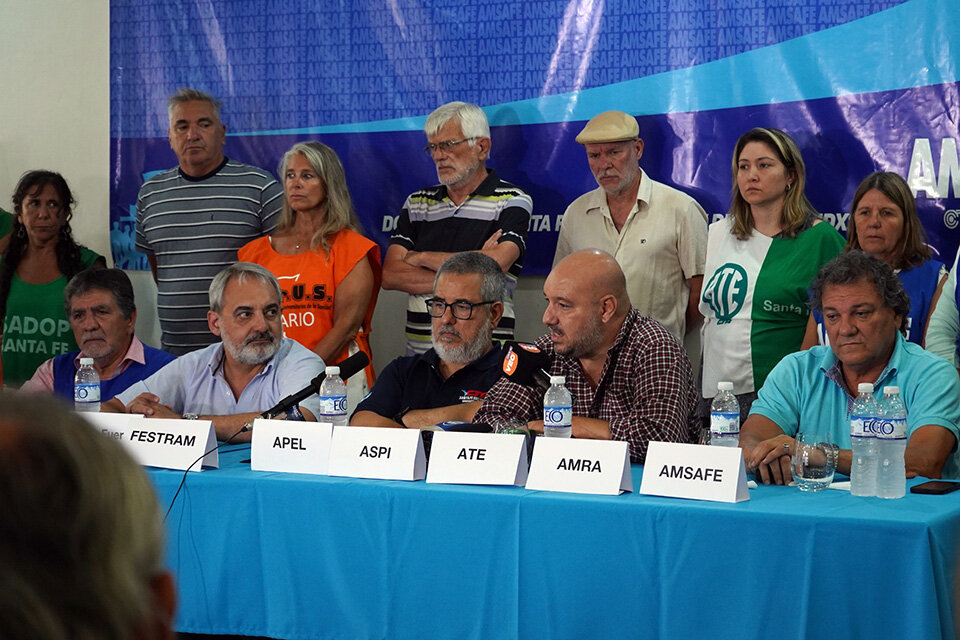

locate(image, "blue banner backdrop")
(110, 0), (960, 274)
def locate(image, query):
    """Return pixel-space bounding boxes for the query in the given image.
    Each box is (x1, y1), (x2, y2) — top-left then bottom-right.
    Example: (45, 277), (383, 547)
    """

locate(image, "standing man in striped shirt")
(382, 102), (532, 355)
(136, 88), (283, 355)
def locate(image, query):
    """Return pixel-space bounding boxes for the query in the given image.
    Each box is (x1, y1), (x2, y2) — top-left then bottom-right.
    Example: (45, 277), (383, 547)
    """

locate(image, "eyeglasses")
(422, 138), (477, 154)
(424, 297), (496, 320)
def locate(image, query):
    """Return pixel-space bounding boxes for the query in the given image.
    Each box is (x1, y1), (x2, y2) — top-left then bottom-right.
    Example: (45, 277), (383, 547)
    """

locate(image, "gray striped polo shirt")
(136, 158), (283, 355)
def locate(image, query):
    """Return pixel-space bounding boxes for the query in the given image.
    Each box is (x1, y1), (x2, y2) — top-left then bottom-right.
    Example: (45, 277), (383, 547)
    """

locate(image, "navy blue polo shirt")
(353, 345), (504, 422)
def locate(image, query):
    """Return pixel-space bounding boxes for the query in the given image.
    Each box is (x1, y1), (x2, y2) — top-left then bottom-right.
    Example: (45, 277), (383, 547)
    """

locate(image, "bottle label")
(74, 383), (100, 403)
(710, 411), (739, 436)
(543, 405), (572, 428)
(875, 417), (907, 440)
(850, 416), (874, 438)
(319, 395), (347, 416)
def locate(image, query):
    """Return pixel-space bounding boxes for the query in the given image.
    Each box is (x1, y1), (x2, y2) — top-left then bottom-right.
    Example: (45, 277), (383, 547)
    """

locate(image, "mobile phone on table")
(910, 480), (960, 495)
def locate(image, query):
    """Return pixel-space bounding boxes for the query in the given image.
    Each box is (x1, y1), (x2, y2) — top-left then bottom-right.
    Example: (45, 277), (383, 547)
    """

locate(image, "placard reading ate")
(639, 441), (749, 503)
(526, 438), (631, 495)
(250, 419), (333, 475)
(426, 431), (528, 486)
(327, 426), (425, 481)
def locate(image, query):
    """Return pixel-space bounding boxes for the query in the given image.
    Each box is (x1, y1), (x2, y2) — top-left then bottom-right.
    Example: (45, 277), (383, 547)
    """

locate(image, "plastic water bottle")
(318, 366), (348, 426)
(850, 382), (879, 497)
(876, 386), (907, 499)
(74, 357), (101, 412)
(543, 375), (572, 438)
(709, 381), (740, 447)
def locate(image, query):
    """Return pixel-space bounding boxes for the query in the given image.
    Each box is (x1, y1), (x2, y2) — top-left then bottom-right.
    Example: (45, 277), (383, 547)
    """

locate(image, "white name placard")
(81, 411), (143, 443)
(426, 431), (528, 486)
(639, 441), (749, 503)
(122, 418), (219, 471)
(250, 419), (333, 475)
(327, 426), (425, 481)
(526, 438), (632, 495)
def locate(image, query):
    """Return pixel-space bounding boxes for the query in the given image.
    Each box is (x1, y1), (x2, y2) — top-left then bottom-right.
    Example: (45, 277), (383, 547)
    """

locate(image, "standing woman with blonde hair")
(699, 128), (844, 420)
(239, 142), (381, 410)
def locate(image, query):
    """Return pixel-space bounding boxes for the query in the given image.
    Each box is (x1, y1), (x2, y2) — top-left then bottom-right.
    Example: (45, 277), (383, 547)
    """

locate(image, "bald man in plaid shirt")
(475, 250), (700, 462)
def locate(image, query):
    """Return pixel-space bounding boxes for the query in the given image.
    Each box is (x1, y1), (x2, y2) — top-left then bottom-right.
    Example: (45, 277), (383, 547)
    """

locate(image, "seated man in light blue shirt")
(741, 251), (960, 483)
(103, 263), (325, 442)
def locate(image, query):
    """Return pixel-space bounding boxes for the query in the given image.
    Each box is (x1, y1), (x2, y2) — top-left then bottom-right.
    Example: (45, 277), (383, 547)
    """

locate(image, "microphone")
(253, 351), (370, 423)
(501, 341), (551, 390)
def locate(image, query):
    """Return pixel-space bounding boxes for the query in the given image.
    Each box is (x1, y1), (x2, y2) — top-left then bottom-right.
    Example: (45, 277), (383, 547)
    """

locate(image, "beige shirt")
(554, 169), (708, 339)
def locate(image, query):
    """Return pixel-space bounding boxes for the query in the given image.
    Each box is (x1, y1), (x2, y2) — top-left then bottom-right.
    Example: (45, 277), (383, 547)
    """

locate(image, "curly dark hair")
(0, 171), (86, 327)
(810, 250), (910, 332)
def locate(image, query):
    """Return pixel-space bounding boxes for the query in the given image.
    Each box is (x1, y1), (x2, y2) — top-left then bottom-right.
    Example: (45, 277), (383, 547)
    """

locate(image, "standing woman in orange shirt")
(239, 142), (381, 411)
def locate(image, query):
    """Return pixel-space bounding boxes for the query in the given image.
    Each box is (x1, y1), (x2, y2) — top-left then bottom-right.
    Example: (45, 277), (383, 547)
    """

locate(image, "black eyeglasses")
(422, 138), (477, 154)
(424, 297), (496, 320)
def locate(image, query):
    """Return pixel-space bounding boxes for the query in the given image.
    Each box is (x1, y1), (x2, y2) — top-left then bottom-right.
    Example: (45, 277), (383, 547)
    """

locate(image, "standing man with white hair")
(382, 101), (532, 355)
(136, 87), (283, 355)
(554, 110), (708, 343)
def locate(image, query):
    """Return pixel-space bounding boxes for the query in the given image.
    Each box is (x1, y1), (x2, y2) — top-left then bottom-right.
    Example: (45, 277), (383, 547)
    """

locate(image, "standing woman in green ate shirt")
(0, 171), (105, 387)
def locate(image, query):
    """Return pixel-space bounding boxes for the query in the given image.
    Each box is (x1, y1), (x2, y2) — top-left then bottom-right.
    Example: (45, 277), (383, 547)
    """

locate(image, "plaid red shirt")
(475, 308), (700, 462)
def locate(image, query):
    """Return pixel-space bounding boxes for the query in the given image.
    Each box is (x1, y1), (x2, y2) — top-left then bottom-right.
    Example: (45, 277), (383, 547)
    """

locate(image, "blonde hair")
(728, 128), (817, 240)
(276, 142), (362, 253)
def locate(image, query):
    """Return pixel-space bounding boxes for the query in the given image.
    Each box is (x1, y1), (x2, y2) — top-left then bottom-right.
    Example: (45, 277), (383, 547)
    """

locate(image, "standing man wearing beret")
(554, 110), (708, 343)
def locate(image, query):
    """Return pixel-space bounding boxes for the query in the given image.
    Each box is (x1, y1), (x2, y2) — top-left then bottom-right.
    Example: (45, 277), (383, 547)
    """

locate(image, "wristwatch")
(182, 413), (200, 420)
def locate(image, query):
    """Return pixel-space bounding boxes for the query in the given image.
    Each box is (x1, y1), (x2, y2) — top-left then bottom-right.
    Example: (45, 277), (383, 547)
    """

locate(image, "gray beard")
(432, 317), (492, 365)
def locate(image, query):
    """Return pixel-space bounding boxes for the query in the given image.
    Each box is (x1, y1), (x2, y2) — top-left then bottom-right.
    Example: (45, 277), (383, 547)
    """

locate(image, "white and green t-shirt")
(699, 216), (844, 398)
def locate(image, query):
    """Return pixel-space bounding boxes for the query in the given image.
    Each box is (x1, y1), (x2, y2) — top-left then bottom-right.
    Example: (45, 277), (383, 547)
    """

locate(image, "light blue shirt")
(750, 333), (960, 478)
(117, 337), (325, 420)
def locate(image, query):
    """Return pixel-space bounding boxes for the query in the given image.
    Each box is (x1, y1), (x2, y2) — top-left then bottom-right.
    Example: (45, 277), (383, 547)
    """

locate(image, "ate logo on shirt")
(703, 263), (748, 324)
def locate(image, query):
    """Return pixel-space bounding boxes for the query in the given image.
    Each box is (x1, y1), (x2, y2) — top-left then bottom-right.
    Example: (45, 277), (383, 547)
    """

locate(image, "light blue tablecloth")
(150, 446), (960, 640)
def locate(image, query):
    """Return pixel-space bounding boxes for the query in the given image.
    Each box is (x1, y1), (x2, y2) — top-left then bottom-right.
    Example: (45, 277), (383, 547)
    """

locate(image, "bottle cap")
(883, 386), (900, 395)
(857, 383), (873, 394)
(718, 381), (733, 392)
(325, 366), (340, 376)
(79, 357), (94, 366)
(549, 375), (565, 385)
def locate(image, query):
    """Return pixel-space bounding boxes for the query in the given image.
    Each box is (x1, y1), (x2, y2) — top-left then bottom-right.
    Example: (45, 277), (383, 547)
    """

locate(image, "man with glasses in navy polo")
(381, 101), (532, 355)
(353, 252), (505, 428)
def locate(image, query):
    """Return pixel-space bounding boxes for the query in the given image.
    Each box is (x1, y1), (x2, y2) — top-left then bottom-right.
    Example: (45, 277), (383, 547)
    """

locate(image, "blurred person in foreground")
(0, 392), (175, 639)
(475, 249), (700, 462)
(741, 251), (960, 483)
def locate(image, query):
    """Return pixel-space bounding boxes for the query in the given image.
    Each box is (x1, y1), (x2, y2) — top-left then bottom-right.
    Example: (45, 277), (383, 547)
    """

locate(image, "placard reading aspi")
(327, 426), (425, 481)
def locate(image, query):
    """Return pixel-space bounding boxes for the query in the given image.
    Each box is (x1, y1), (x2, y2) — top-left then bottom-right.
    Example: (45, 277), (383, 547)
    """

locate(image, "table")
(151, 446), (960, 640)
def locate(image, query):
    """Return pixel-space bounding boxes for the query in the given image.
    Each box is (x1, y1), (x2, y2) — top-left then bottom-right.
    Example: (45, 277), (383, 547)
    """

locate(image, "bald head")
(543, 250), (630, 359)
(550, 250), (630, 313)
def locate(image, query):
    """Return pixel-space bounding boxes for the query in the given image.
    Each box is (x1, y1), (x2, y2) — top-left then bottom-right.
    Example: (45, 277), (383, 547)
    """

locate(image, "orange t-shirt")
(238, 229), (381, 385)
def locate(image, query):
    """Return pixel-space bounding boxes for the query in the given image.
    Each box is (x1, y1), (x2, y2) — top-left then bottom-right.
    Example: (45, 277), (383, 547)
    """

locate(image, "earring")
(16, 225), (25, 239)
(785, 183), (791, 192)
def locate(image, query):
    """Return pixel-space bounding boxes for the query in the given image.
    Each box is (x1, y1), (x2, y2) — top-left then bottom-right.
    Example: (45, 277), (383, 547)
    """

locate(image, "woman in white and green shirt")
(699, 128), (845, 419)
